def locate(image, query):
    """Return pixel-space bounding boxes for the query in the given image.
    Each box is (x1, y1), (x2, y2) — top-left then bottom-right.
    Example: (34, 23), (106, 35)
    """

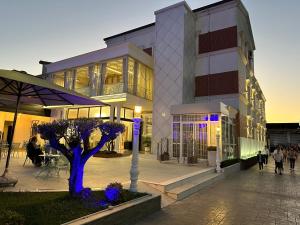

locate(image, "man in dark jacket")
(26, 136), (43, 167)
(257, 151), (264, 170)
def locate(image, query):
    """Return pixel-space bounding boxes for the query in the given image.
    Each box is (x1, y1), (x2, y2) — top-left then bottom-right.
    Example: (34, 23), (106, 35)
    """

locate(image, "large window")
(137, 63), (153, 100)
(75, 66), (89, 96)
(128, 57), (135, 94)
(103, 58), (123, 95)
(52, 72), (64, 87)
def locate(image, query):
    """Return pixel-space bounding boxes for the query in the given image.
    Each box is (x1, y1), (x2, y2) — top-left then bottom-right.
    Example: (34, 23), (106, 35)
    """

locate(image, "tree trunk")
(68, 147), (85, 196)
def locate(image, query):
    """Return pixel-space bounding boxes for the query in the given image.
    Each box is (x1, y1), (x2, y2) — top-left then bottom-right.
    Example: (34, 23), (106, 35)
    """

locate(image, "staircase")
(141, 168), (223, 201)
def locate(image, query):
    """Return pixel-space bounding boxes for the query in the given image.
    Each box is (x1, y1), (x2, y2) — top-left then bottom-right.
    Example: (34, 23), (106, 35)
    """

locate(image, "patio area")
(0, 152), (208, 192)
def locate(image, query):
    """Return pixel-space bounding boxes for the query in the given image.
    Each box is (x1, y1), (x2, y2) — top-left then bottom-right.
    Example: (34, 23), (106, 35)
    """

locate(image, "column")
(130, 118), (141, 192)
(88, 65), (95, 96)
(109, 105), (114, 122)
(115, 104), (122, 152)
(216, 127), (221, 173)
(133, 61), (138, 95)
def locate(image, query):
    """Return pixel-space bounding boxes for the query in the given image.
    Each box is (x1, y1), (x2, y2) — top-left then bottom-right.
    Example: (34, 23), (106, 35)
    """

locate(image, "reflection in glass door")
(182, 123), (208, 159)
(195, 123), (208, 159)
(182, 124), (193, 157)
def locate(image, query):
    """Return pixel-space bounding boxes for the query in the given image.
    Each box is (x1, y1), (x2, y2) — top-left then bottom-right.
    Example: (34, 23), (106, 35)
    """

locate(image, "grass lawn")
(0, 190), (146, 225)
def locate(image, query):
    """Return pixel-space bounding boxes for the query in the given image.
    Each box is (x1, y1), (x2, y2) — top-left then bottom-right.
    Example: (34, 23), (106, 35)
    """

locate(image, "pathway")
(135, 160), (300, 225)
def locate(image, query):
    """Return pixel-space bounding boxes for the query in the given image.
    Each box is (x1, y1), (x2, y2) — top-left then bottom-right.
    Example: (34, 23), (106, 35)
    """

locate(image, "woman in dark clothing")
(26, 136), (43, 167)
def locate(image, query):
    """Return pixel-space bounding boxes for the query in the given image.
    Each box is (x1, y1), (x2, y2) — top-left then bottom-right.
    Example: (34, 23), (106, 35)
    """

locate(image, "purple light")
(210, 114), (219, 121)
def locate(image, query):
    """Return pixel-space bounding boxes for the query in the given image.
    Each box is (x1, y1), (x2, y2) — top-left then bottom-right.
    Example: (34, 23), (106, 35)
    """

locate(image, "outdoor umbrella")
(0, 69), (106, 187)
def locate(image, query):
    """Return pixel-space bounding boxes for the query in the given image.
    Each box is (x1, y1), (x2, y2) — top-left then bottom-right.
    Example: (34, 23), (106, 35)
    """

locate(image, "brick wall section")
(195, 71), (239, 96)
(198, 26), (237, 54)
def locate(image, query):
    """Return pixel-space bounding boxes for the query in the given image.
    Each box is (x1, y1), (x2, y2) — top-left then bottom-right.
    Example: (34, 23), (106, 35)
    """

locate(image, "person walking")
(264, 146), (269, 165)
(273, 148), (283, 175)
(257, 151), (264, 171)
(288, 148), (297, 172)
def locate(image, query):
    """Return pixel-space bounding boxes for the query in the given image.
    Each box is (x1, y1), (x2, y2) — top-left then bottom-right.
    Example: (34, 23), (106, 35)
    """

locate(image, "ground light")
(129, 106), (142, 192)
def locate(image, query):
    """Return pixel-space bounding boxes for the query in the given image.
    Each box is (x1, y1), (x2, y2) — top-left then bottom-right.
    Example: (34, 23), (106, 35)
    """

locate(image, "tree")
(37, 118), (125, 197)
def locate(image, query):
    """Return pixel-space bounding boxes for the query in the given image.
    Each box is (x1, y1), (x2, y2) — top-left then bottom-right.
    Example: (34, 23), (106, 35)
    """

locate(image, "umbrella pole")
(0, 87), (21, 186)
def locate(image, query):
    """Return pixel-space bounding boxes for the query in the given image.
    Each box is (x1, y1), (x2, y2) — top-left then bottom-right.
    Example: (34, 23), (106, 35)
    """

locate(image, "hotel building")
(36, 0), (266, 162)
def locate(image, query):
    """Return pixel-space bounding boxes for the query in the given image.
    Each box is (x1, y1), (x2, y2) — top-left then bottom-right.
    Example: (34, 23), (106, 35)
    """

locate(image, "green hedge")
(220, 158), (240, 168)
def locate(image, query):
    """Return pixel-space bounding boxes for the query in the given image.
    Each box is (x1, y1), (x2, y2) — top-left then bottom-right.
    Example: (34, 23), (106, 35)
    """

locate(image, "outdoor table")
(35, 154), (61, 177)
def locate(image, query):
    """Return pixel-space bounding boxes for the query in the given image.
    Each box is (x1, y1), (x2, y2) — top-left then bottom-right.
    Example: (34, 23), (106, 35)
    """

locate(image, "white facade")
(42, 0), (266, 161)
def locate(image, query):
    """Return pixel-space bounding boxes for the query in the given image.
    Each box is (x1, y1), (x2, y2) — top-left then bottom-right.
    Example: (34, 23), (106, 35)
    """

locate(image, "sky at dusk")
(0, 0), (299, 123)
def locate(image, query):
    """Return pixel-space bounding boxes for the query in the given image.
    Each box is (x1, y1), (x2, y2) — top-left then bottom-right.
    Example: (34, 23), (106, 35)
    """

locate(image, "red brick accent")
(198, 26), (237, 54)
(195, 71), (239, 96)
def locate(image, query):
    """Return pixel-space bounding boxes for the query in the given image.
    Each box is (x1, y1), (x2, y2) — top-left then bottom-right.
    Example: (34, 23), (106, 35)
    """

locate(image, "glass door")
(195, 123), (208, 159)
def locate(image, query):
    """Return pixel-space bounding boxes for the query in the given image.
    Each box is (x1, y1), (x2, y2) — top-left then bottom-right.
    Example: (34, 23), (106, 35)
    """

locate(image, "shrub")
(104, 182), (123, 203)
(0, 210), (25, 225)
(220, 158), (240, 168)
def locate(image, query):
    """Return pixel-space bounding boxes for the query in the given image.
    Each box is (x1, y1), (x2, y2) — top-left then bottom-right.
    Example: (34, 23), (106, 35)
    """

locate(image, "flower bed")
(0, 190), (146, 225)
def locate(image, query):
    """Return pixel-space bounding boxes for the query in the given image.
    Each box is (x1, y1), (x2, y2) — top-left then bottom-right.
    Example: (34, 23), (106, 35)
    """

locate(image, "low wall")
(240, 156), (257, 170)
(63, 194), (161, 225)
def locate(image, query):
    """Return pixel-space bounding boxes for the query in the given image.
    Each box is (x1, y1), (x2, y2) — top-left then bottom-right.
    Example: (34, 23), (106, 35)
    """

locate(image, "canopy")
(0, 69), (106, 186)
(0, 69), (103, 106)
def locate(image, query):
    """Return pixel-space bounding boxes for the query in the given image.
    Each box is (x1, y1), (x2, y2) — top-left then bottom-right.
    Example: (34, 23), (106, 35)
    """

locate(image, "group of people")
(257, 145), (299, 175)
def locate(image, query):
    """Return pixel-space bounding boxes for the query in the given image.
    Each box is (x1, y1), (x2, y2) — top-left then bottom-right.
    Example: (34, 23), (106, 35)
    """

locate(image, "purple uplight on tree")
(37, 118), (124, 197)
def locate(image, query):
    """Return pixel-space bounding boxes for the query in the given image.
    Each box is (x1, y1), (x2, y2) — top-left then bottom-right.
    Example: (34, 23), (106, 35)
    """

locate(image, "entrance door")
(182, 123), (208, 159)
(194, 123), (208, 159)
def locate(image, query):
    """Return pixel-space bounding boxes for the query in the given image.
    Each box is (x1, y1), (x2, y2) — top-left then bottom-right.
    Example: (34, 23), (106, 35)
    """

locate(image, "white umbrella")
(0, 69), (106, 187)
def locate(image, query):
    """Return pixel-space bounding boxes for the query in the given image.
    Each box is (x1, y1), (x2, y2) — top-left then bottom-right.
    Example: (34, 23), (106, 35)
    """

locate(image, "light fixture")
(134, 106), (142, 114)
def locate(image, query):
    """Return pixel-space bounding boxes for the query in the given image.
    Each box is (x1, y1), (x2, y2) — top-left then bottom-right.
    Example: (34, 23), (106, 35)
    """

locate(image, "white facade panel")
(195, 50), (238, 76)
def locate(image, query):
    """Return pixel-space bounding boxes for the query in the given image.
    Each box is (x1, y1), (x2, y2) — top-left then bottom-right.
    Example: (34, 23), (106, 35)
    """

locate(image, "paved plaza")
(135, 160), (300, 225)
(0, 153), (205, 192)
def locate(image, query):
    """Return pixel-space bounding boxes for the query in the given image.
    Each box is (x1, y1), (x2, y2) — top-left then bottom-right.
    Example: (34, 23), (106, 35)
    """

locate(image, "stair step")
(166, 173), (223, 200)
(161, 168), (215, 192)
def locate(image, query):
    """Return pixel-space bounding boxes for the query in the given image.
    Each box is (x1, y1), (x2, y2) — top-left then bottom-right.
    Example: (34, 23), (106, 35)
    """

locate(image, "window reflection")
(75, 66), (89, 96)
(103, 58), (123, 95)
(101, 106), (110, 118)
(128, 58), (135, 94)
(78, 108), (89, 118)
(52, 72), (64, 87)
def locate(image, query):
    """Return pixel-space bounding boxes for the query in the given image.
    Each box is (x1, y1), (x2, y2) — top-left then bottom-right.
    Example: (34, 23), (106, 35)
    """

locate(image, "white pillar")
(115, 104), (121, 152)
(216, 128), (221, 173)
(130, 118), (141, 192)
(109, 105), (114, 121)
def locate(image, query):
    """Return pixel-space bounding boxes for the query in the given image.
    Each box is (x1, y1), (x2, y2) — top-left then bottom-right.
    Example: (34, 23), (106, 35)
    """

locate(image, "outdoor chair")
(55, 155), (69, 176)
(11, 143), (21, 158)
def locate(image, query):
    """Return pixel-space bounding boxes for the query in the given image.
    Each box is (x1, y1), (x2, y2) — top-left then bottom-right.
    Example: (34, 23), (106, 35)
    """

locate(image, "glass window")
(101, 106), (110, 118)
(68, 109), (78, 119)
(137, 63), (146, 98)
(78, 108), (89, 118)
(145, 67), (153, 100)
(125, 109), (134, 119)
(103, 58), (123, 95)
(114, 107), (125, 118)
(89, 107), (100, 118)
(65, 70), (74, 90)
(128, 58), (135, 94)
(75, 66), (89, 96)
(52, 72), (64, 87)
(91, 64), (101, 96)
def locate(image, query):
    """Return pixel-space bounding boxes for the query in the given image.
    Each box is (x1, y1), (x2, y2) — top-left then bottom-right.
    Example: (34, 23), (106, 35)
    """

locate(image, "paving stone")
(135, 160), (300, 225)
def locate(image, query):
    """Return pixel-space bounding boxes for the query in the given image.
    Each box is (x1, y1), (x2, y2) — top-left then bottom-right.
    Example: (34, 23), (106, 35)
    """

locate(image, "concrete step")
(166, 173), (223, 200)
(140, 167), (215, 193)
(161, 167), (215, 192)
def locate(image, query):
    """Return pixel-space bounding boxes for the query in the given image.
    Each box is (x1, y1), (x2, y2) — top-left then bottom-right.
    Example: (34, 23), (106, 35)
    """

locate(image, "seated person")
(26, 136), (43, 167)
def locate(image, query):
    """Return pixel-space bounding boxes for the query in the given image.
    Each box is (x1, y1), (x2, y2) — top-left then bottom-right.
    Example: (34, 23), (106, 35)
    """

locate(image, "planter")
(207, 151), (216, 166)
(63, 195), (161, 225)
(160, 152), (169, 161)
(187, 156), (198, 164)
(240, 156), (257, 170)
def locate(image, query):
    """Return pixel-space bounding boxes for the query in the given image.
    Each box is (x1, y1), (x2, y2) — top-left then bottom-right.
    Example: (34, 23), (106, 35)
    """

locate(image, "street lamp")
(129, 106), (142, 192)
(216, 127), (222, 173)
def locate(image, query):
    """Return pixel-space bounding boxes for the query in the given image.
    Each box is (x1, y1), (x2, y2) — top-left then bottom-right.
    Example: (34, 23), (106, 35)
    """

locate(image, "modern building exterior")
(39, 0), (266, 163)
(267, 123), (300, 149)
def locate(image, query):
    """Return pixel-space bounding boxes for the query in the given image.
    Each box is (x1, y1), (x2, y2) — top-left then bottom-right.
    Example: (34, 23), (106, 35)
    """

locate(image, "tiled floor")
(135, 160), (300, 225)
(0, 153), (207, 191)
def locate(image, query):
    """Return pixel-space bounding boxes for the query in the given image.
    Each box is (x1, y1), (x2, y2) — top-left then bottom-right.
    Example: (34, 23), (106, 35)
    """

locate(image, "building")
(38, 0), (266, 163)
(267, 123), (300, 149)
